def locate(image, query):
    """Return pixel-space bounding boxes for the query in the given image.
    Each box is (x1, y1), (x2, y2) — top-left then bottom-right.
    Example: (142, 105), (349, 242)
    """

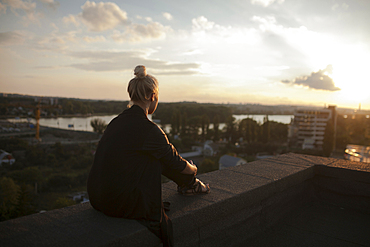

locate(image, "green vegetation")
(0, 138), (95, 221)
(154, 102), (232, 125)
(0, 96), (128, 117)
(59, 99), (128, 115)
(336, 114), (370, 148)
(198, 158), (218, 174)
(90, 118), (107, 134)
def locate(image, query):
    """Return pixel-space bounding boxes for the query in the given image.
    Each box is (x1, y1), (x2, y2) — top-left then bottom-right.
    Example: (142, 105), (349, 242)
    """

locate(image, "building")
(68, 191), (89, 203)
(179, 146), (203, 158)
(0, 150), (15, 165)
(288, 105), (336, 150)
(219, 154), (247, 170)
(203, 140), (220, 157)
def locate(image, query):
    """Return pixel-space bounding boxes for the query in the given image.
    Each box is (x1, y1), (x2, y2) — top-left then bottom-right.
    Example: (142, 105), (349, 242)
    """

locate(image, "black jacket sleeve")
(142, 125), (187, 171)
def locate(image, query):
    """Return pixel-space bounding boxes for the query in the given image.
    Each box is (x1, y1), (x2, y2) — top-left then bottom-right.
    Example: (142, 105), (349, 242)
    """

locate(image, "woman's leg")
(137, 207), (174, 247)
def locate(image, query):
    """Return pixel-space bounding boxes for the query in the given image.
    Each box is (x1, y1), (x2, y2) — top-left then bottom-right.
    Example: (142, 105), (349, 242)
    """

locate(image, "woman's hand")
(181, 160), (198, 175)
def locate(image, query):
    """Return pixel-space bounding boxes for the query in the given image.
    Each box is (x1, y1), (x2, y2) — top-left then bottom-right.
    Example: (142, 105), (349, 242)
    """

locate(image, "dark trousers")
(139, 166), (195, 247)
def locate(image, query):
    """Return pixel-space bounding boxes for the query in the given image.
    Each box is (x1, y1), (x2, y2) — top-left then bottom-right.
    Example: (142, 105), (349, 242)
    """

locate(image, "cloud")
(192, 16), (216, 31)
(31, 31), (78, 51)
(162, 12), (173, 21)
(63, 2), (170, 43)
(332, 3), (349, 11)
(191, 16), (253, 43)
(281, 65), (340, 91)
(111, 22), (171, 42)
(62, 14), (80, 27)
(67, 50), (200, 75)
(0, 31), (25, 45)
(182, 49), (204, 56)
(2, 0), (36, 14)
(0, 3), (6, 14)
(80, 1), (128, 31)
(1, 0), (41, 24)
(250, 0), (285, 7)
(83, 35), (106, 43)
(39, 0), (59, 10)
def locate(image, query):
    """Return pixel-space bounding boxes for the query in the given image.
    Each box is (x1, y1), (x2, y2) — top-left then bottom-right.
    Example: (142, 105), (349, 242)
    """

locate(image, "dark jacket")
(87, 105), (187, 222)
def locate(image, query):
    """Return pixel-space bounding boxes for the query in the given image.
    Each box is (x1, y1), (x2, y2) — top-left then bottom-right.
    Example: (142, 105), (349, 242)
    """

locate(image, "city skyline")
(1, 0), (370, 110)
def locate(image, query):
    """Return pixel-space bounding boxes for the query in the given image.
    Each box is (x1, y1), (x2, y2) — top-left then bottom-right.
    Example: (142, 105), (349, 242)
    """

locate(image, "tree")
(26, 145), (46, 167)
(7, 166), (44, 194)
(187, 116), (202, 141)
(63, 100), (74, 114)
(225, 116), (236, 143)
(198, 158), (218, 174)
(323, 120), (334, 157)
(171, 109), (181, 136)
(262, 115), (270, 143)
(53, 142), (67, 160)
(250, 120), (258, 143)
(239, 118), (258, 143)
(269, 121), (288, 143)
(90, 118), (107, 134)
(213, 115), (220, 142)
(0, 177), (20, 221)
(180, 112), (188, 137)
(201, 114), (210, 141)
(335, 115), (351, 150)
(16, 183), (35, 217)
(47, 175), (73, 191)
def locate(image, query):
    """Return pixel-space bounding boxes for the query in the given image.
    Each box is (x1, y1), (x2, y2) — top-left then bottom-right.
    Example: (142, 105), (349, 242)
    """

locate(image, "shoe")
(177, 178), (210, 195)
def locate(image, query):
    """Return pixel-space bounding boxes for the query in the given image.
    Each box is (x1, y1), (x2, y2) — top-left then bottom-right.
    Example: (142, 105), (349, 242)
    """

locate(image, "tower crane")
(6, 99), (62, 141)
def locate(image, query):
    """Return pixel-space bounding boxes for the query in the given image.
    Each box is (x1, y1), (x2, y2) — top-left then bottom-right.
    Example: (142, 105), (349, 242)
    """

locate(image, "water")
(233, 114), (293, 124)
(8, 114), (293, 132)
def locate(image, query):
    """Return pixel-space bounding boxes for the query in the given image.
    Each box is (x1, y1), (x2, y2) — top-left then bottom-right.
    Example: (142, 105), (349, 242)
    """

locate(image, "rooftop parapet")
(0, 153), (369, 247)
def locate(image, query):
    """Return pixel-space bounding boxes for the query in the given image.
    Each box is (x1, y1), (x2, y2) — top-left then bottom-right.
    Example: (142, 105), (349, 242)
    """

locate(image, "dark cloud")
(281, 65), (340, 91)
(67, 50), (200, 75)
(0, 31), (25, 45)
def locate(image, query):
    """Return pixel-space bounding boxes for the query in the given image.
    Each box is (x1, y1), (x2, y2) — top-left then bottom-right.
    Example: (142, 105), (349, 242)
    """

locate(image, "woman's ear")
(150, 93), (155, 102)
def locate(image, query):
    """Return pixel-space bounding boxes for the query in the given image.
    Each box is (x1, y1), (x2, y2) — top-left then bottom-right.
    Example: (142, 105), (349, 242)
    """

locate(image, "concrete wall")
(0, 153), (369, 247)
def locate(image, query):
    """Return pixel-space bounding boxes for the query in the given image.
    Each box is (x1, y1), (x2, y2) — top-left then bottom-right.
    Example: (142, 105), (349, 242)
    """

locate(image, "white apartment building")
(289, 106), (336, 150)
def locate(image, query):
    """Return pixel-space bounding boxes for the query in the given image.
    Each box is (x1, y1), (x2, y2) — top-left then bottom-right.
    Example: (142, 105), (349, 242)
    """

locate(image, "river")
(8, 114), (293, 132)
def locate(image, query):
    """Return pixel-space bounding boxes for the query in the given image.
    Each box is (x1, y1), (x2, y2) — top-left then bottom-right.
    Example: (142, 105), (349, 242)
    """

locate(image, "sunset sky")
(1, 0), (369, 109)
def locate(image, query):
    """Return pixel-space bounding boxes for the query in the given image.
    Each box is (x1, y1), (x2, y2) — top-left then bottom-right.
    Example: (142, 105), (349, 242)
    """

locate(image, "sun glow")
(332, 44), (370, 107)
(331, 47), (370, 103)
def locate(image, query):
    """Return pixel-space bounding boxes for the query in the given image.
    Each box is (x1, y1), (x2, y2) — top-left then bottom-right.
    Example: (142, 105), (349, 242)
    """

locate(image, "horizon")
(2, 91), (367, 112)
(1, 0), (370, 110)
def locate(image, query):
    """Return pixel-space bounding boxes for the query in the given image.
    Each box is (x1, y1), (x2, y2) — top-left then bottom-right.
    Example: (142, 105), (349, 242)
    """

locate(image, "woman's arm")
(143, 125), (191, 171)
(181, 161), (197, 175)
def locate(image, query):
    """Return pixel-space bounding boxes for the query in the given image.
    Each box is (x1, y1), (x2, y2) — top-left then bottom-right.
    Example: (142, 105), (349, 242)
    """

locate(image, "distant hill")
(0, 92), (365, 117)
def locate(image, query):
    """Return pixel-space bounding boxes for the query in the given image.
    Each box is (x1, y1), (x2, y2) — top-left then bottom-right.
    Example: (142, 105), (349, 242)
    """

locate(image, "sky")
(0, 0), (369, 109)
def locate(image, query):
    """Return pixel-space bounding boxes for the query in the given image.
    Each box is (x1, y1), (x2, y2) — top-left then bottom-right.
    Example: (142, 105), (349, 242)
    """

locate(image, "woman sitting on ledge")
(87, 65), (210, 247)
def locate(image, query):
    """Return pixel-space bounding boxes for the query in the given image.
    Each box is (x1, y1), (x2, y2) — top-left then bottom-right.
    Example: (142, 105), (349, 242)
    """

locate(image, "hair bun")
(134, 65), (147, 78)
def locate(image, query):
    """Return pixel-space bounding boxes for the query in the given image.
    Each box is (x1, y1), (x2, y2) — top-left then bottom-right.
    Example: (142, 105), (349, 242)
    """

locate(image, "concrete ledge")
(1, 153), (369, 247)
(0, 202), (160, 247)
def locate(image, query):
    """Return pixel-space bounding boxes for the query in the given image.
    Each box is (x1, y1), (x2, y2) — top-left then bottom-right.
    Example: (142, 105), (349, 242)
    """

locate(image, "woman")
(87, 65), (210, 247)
